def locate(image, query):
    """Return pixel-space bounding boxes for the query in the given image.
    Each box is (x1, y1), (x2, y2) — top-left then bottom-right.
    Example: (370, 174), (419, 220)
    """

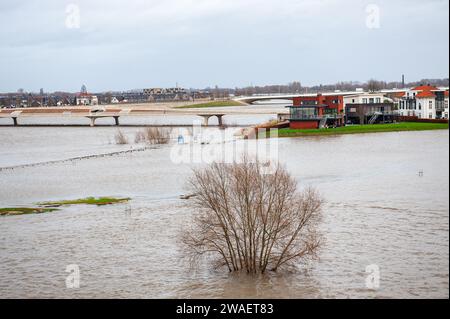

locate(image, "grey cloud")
(0, 0), (448, 92)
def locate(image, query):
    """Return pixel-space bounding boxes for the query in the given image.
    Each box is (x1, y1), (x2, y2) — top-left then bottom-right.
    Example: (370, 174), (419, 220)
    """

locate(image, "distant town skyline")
(4, 77), (449, 95)
(1, 0), (449, 92)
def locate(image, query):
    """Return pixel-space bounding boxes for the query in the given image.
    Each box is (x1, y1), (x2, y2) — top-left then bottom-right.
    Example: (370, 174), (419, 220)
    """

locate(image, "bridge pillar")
(217, 115), (224, 126)
(200, 115), (211, 127)
(12, 117), (18, 126)
(113, 116), (120, 126)
(89, 117), (96, 127)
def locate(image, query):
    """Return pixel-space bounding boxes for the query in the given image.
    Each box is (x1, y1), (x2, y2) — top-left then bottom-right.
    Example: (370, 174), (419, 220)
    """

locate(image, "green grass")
(0, 207), (58, 216)
(177, 100), (244, 109)
(277, 122), (448, 137)
(38, 197), (131, 207)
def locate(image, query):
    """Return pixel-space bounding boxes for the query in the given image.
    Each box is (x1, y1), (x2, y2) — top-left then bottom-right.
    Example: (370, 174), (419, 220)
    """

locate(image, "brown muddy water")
(0, 123), (448, 299)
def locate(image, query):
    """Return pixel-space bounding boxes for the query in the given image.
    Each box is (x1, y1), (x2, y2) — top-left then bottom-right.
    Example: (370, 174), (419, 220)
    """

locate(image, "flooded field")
(0, 122), (448, 299)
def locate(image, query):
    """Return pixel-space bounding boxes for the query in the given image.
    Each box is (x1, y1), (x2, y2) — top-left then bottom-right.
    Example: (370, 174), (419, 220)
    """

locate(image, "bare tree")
(134, 130), (146, 144)
(182, 158), (323, 274)
(114, 130), (129, 145)
(367, 79), (383, 92)
(135, 127), (171, 145)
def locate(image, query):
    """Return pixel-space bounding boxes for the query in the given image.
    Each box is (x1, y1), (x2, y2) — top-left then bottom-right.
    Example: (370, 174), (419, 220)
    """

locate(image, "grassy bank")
(277, 122), (448, 137)
(39, 197), (131, 207)
(0, 207), (58, 216)
(1, 197), (130, 217)
(177, 100), (244, 109)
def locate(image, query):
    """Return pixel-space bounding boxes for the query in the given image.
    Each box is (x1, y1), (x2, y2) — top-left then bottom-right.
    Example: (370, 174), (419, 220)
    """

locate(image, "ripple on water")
(0, 129), (448, 298)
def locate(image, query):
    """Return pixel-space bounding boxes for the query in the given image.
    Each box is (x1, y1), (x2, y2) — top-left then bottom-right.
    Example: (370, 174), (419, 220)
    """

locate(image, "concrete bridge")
(235, 94), (298, 105)
(0, 107), (289, 127)
(234, 91), (365, 105)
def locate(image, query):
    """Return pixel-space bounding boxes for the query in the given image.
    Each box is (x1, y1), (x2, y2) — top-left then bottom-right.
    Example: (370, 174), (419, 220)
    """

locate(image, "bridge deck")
(0, 107), (289, 118)
(0, 107), (289, 127)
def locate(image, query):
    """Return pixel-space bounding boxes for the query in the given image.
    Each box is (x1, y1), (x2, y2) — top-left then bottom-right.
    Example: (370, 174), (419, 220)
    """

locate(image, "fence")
(397, 116), (449, 124)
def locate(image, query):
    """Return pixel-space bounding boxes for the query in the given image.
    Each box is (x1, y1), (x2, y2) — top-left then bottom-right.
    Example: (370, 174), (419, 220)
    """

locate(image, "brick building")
(288, 94), (345, 129)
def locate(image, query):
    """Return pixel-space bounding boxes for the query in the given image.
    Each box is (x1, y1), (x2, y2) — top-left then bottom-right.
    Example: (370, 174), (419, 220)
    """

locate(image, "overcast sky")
(0, 0), (448, 92)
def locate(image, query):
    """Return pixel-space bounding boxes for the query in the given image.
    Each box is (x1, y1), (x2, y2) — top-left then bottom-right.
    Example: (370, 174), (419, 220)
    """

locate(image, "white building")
(343, 93), (387, 106)
(415, 90), (437, 119)
(444, 91), (449, 119)
(397, 85), (449, 119)
(76, 93), (98, 106)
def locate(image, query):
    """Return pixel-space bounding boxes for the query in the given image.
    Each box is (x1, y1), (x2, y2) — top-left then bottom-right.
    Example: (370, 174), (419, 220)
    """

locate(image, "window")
(376, 98), (381, 103)
(429, 113), (433, 119)
(302, 100), (318, 106)
(290, 107), (318, 119)
(429, 101), (433, 109)
(418, 103), (421, 110)
(362, 98), (368, 104)
(352, 99), (355, 103)
(369, 98), (374, 104)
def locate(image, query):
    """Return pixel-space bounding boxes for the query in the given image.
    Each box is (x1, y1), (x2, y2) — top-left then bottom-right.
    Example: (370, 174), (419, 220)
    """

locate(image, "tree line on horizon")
(3, 78), (448, 96)
(228, 78), (449, 96)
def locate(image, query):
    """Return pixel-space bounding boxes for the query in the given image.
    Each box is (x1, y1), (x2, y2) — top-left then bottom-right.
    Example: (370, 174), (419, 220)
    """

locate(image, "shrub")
(182, 158), (323, 274)
(134, 130), (146, 144)
(136, 127), (171, 145)
(114, 130), (129, 145)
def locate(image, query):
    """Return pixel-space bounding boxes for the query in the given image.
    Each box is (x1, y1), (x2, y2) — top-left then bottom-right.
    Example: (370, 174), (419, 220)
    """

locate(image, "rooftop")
(412, 85), (439, 91)
(416, 91), (436, 98)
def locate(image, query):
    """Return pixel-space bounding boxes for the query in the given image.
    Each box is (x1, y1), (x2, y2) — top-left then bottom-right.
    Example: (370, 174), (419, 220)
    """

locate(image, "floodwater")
(0, 118), (448, 299)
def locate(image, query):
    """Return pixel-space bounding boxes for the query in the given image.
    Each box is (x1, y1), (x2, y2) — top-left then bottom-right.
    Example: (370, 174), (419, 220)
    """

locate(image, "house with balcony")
(288, 94), (345, 129)
(444, 91), (449, 119)
(344, 93), (395, 124)
(397, 85), (449, 119)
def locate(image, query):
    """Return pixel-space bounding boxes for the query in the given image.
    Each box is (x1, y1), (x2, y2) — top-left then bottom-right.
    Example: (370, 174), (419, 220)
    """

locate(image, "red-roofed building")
(397, 85), (449, 119)
(412, 85), (439, 92)
(415, 91), (436, 98)
(76, 92), (98, 106)
(392, 91), (406, 99)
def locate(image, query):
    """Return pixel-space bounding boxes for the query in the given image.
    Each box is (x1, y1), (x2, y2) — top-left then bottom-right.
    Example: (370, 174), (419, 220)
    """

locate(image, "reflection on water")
(0, 125), (448, 299)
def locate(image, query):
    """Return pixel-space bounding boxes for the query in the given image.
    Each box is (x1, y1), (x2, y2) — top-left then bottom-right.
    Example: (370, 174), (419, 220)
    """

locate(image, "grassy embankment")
(1, 197), (130, 217)
(0, 207), (58, 216)
(277, 122), (448, 137)
(39, 197), (131, 207)
(177, 100), (245, 109)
